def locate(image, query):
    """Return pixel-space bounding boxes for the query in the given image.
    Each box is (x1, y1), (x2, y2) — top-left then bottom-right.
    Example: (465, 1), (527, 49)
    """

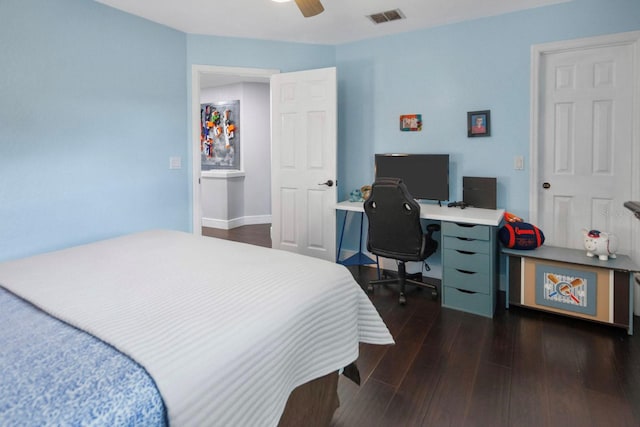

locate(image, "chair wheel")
(399, 294), (406, 305)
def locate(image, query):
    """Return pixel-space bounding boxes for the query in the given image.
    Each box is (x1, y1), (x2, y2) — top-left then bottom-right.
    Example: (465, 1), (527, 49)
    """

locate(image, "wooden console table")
(503, 246), (639, 335)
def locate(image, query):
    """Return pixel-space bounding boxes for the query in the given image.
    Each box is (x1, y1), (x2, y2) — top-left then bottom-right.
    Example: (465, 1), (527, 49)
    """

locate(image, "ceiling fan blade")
(294, 0), (324, 18)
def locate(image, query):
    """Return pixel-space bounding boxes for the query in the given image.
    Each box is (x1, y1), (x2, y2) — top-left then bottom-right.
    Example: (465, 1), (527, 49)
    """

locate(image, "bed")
(0, 230), (393, 426)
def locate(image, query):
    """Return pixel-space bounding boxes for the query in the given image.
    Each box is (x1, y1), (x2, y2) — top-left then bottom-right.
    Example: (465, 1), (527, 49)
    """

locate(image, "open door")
(270, 67), (337, 261)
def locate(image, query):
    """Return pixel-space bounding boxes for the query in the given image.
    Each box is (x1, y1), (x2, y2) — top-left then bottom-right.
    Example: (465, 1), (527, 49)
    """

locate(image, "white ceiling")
(96, 0), (571, 45)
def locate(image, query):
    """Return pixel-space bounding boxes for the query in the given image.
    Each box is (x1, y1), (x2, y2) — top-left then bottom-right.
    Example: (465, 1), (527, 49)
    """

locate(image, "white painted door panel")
(538, 42), (634, 253)
(271, 67), (337, 261)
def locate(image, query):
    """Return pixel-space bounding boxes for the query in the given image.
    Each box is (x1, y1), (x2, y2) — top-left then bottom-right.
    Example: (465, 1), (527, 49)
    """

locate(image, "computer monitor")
(374, 154), (449, 202)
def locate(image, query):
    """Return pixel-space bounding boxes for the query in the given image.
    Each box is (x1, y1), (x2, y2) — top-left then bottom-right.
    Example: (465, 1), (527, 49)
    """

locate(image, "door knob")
(319, 180), (334, 187)
(543, 182), (551, 189)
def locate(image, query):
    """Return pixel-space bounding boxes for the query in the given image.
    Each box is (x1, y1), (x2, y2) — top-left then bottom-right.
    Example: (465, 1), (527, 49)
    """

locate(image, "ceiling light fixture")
(272, 0), (324, 18)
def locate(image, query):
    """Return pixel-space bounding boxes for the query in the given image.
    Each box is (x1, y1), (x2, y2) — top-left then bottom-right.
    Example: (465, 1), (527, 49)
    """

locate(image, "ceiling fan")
(294, 0), (324, 18)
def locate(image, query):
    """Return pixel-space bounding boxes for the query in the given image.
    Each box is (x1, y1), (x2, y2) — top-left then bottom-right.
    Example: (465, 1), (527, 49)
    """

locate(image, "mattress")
(0, 230), (393, 426)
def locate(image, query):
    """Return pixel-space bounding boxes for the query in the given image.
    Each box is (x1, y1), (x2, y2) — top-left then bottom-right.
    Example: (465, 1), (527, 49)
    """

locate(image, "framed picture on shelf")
(467, 110), (491, 137)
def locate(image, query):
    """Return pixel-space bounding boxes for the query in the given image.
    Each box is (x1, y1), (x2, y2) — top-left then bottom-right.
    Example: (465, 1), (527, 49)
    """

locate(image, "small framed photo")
(400, 114), (422, 132)
(467, 110), (491, 137)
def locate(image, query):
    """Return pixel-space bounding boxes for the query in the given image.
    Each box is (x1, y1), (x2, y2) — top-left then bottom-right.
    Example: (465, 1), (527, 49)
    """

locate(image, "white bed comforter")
(0, 230), (393, 426)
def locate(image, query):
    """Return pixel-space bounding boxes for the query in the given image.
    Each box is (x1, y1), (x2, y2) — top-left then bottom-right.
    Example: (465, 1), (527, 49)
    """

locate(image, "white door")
(270, 67), (337, 261)
(532, 33), (639, 256)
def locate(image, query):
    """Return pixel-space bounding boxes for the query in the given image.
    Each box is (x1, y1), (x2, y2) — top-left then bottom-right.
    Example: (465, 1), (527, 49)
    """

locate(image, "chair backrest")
(364, 178), (427, 262)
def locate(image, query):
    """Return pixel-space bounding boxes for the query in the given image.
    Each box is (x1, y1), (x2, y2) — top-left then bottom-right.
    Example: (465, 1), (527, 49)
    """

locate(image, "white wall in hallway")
(201, 82), (271, 228)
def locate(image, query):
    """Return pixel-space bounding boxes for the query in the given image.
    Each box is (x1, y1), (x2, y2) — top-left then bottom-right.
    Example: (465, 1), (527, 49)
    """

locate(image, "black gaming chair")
(364, 178), (440, 305)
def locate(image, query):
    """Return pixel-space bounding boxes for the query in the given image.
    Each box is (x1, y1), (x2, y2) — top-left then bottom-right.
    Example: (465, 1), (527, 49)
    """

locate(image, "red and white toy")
(582, 229), (618, 260)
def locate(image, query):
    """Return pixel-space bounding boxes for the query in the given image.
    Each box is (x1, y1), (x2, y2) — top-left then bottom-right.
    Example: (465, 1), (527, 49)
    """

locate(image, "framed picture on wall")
(400, 114), (422, 131)
(201, 100), (240, 170)
(467, 110), (491, 137)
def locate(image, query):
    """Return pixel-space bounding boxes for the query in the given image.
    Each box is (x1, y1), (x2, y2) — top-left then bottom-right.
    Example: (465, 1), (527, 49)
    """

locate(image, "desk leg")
(336, 210), (348, 263)
(335, 209), (379, 270)
(359, 212), (381, 276)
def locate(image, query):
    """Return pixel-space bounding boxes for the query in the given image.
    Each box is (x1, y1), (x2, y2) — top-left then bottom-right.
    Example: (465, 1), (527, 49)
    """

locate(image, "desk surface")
(336, 200), (504, 226)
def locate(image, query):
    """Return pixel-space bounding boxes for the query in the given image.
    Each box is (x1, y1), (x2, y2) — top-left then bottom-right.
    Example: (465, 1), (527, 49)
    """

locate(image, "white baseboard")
(202, 215), (271, 230)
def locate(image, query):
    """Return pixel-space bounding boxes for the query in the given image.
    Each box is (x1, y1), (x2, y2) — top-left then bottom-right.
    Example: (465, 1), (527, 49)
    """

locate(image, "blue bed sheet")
(0, 288), (167, 426)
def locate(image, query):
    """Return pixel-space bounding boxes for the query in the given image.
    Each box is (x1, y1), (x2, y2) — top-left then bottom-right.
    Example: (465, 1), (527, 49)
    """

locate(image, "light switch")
(169, 156), (182, 170)
(514, 155), (524, 170)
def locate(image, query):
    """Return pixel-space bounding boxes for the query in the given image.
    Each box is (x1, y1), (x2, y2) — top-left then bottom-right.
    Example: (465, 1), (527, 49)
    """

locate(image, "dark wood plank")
(379, 346), (443, 427)
(379, 311), (458, 427)
(463, 361), (511, 427)
(612, 329), (640, 422)
(479, 308), (516, 368)
(585, 389), (637, 427)
(334, 374), (360, 411)
(507, 309), (552, 427)
(202, 224), (271, 248)
(574, 323), (627, 396)
(354, 342), (388, 383)
(540, 329), (592, 426)
(419, 312), (490, 426)
(331, 378), (395, 427)
(370, 312), (435, 388)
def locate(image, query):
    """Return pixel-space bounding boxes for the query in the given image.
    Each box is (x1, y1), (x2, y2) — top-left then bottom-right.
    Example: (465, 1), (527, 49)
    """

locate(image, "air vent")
(367, 9), (405, 25)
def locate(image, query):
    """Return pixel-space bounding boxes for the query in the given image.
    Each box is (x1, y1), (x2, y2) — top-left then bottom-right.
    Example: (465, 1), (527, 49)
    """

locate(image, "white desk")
(335, 200), (504, 226)
(335, 200), (503, 265)
(335, 200), (505, 317)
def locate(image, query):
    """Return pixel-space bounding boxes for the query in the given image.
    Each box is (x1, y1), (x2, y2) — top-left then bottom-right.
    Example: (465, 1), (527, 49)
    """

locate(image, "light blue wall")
(2, 0), (638, 264)
(336, 0), (640, 221)
(0, 0), (188, 261)
(0, 0), (336, 262)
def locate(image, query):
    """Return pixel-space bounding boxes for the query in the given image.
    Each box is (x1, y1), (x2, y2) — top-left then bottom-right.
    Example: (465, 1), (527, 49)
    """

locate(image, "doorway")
(191, 65), (279, 236)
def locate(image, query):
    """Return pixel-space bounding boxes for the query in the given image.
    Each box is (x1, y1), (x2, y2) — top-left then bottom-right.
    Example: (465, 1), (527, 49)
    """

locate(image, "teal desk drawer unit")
(441, 222), (498, 317)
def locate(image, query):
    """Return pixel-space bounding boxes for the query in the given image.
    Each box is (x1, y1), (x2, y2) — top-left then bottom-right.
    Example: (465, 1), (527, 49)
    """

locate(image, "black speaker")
(463, 177), (497, 209)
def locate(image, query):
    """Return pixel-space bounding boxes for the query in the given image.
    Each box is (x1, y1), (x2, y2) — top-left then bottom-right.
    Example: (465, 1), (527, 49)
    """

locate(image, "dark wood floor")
(202, 224), (272, 248)
(206, 225), (640, 427)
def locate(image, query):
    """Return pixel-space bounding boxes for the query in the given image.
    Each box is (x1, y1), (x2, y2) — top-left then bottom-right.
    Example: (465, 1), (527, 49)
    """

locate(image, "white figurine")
(582, 229), (618, 260)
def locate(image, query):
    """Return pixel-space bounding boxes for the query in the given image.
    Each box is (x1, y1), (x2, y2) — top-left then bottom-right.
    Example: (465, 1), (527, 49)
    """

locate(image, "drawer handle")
(456, 250), (476, 255)
(456, 288), (477, 295)
(455, 223), (476, 228)
(455, 269), (476, 275)
(456, 237), (475, 241)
